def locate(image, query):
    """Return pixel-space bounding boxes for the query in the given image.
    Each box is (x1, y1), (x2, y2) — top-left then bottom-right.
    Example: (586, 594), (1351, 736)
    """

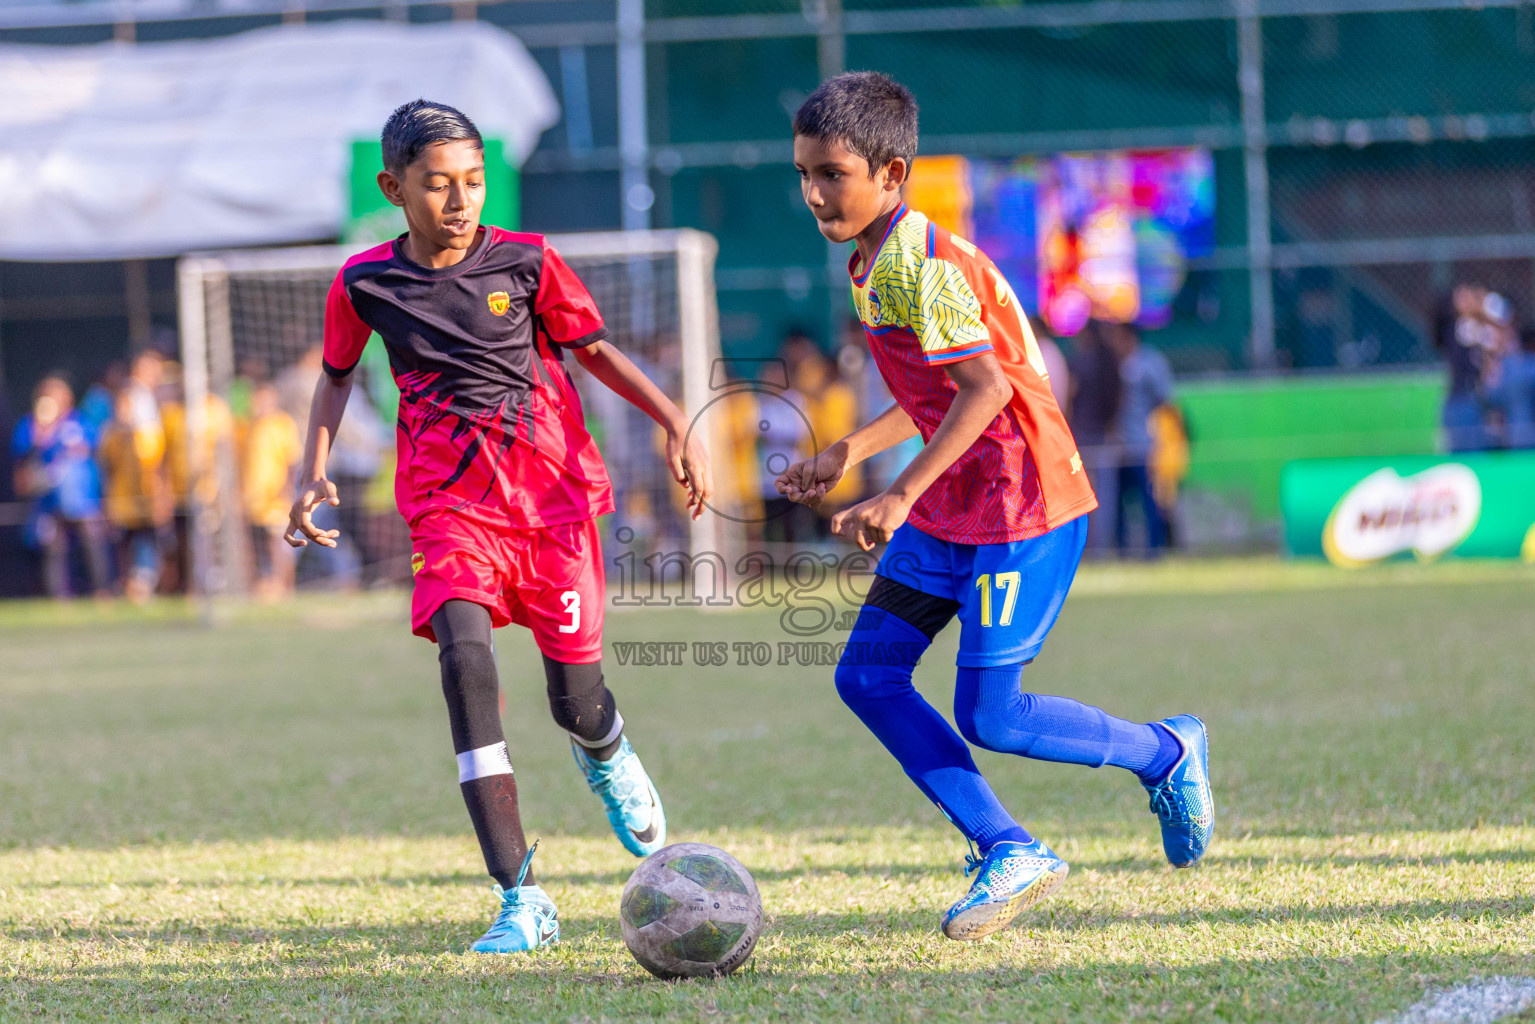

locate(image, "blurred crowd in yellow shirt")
(21, 348), (307, 603)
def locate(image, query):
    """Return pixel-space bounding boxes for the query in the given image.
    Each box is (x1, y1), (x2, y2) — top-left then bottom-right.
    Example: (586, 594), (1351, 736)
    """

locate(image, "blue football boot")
(941, 838), (1070, 941)
(571, 736), (666, 857)
(1143, 714), (1215, 868)
(470, 841), (560, 954)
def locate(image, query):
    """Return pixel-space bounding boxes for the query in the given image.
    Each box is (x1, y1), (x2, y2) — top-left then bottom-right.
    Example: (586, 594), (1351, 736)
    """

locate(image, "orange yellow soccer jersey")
(241, 410), (303, 530)
(162, 396), (235, 510)
(850, 203), (1096, 543)
(98, 418), (165, 529)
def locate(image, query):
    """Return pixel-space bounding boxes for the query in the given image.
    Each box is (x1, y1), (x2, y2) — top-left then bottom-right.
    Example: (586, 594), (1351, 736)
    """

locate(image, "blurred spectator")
(98, 385), (168, 604)
(1486, 325), (1535, 450)
(241, 381), (302, 601)
(326, 380), (387, 586)
(1147, 404), (1190, 547)
(757, 390), (814, 544)
(228, 357), (268, 420)
(1066, 322), (1123, 554)
(78, 361), (127, 442)
(755, 332), (815, 544)
(1434, 284), (1513, 452)
(1296, 285), (1339, 368)
(1030, 317), (1071, 412)
(159, 362), (236, 594)
(840, 318), (920, 498)
(711, 381), (768, 527)
(276, 346), (352, 586)
(11, 375), (110, 599)
(592, 345), (679, 546)
(0, 385), (13, 503)
(1104, 322), (1176, 556)
(786, 331), (860, 535)
(278, 344), (388, 586)
(124, 350), (166, 437)
(276, 345), (324, 437)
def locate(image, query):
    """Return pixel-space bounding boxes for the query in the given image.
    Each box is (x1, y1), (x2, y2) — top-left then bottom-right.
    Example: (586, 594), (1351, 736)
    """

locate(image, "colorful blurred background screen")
(908, 149), (1216, 336)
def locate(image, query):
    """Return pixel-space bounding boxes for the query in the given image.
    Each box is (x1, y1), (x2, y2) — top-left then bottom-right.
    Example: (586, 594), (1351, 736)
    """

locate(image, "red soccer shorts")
(409, 511), (605, 663)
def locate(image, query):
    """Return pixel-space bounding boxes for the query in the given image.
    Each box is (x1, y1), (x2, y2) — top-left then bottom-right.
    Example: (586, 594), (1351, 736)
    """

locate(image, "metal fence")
(3, 0), (1533, 372)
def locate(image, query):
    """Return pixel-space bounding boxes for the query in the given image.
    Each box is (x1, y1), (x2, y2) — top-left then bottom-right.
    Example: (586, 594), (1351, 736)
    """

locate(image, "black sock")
(543, 655), (623, 760)
(434, 600), (534, 888)
(461, 774), (527, 890)
(587, 737), (623, 761)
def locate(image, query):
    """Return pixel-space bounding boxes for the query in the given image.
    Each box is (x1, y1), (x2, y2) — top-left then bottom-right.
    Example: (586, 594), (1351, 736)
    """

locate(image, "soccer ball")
(619, 842), (762, 979)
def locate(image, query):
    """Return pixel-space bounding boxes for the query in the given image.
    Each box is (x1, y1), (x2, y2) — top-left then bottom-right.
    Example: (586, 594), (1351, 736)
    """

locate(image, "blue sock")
(954, 664), (1181, 784)
(835, 607), (1032, 851)
(1143, 723), (1182, 784)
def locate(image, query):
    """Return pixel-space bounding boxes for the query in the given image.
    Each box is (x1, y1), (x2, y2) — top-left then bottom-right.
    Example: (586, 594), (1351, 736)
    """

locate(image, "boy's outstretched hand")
(284, 478), (342, 548)
(666, 426), (713, 521)
(829, 491), (912, 552)
(776, 447), (849, 509)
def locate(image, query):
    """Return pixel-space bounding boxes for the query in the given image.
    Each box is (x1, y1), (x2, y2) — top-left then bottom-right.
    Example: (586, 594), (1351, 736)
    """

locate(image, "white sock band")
(457, 742), (513, 783)
(571, 712), (625, 751)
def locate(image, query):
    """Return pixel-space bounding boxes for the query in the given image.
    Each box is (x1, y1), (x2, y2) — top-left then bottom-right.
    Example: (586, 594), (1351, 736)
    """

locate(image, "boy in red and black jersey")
(287, 100), (710, 954)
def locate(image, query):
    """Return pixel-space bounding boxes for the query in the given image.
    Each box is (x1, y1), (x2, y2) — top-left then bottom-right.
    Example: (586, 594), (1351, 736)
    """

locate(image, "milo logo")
(1322, 464), (1482, 567)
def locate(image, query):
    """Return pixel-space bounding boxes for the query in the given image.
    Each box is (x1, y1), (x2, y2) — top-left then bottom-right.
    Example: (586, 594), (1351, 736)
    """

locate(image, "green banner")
(345, 137), (519, 245)
(1281, 452), (1535, 565)
(1181, 372), (1441, 521)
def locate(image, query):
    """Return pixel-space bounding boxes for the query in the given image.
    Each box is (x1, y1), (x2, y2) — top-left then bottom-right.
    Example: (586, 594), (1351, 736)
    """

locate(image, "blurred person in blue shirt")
(1434, 284), (1513, 452)
(1104, 322), (1176, 556)
(78, 361), (127, 444)
(1487, 326), (1535, 450)
(11, 375), (111, 598)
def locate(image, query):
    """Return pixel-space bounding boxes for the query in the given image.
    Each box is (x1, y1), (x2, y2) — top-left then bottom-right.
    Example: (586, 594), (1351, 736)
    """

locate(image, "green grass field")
(3, 560), (1533, 1022)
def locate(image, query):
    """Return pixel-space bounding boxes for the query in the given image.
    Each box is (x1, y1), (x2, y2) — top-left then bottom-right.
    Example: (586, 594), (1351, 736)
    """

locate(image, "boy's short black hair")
(381, 99), (483, 174)
(793, 72), (918, 174)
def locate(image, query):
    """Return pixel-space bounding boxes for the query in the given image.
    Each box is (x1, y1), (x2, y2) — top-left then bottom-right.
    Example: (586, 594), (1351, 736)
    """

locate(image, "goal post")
(176, 229), (737, 603)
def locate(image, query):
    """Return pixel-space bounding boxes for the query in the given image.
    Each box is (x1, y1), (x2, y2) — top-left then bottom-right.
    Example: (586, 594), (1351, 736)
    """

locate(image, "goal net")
(176, 229), (736, 600)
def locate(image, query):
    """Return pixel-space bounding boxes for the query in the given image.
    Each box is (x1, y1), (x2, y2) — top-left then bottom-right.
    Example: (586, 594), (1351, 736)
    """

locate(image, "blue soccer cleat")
(941, 838), (1070, 941)
(470, 841), (559, 954)
(571, 736), (666, 857)
(1143, 714), (1215, 868)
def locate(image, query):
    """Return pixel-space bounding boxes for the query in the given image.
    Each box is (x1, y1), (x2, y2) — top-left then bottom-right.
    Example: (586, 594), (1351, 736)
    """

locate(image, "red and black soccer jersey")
(323, 226), (615, 530)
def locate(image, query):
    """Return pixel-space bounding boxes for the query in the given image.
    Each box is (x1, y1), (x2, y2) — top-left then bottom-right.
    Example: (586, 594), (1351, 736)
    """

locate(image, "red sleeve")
(322, 270), (372, 377)
(534, 244), (608, 348)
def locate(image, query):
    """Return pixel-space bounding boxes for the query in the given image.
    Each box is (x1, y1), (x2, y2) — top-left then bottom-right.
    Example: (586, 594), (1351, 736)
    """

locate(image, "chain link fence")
(8, 0), (1526, 372)
(0, 0), (1529, 373)
(4, 0), (1534, 572)
(625, 0), (1535, 374)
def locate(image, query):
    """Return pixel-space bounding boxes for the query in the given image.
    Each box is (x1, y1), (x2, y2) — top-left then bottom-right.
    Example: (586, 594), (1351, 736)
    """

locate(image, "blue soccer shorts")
(874, 515), (1088, 667)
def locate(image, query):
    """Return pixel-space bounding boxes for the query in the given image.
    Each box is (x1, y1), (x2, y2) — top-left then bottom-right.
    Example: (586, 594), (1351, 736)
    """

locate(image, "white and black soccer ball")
(619, 842), (762, 979)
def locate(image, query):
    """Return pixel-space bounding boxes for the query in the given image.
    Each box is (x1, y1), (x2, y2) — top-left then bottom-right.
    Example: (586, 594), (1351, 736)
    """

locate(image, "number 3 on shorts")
(558, 590), (581, 634)
(974, 571), (1021, 627)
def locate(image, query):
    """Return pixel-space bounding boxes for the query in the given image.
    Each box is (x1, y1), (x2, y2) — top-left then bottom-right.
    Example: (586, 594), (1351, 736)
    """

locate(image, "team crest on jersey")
(411, 552), (425, 575)
(487, 291), (510, 316)
(867, 286), (882, 325)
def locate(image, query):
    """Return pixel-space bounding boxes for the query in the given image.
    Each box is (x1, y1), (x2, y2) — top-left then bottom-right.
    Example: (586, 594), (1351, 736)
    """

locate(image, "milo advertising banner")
(1281, 453), (1535, 565)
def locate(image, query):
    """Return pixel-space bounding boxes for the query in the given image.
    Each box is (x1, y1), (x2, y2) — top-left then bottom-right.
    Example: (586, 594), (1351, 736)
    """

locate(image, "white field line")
(1377, 977), (1535, 1024)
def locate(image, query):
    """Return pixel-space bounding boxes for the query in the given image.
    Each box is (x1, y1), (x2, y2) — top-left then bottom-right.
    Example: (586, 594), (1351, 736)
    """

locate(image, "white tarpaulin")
(0, 21), (560, 260)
